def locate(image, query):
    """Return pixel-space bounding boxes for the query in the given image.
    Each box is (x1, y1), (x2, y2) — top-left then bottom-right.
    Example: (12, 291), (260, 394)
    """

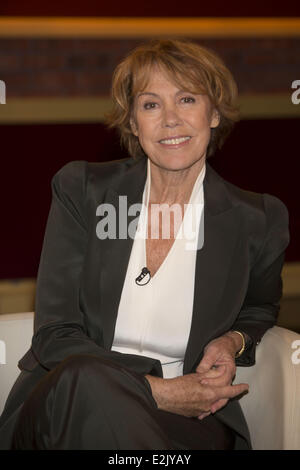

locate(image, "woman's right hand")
(144, 372), (248, 418)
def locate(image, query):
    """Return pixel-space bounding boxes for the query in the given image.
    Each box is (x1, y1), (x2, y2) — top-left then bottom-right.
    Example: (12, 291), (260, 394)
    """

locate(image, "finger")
(210, 398), (228, 414)
(198, 411), (211, 420)
(196, 354), (218, 374)
(201, 376), (230, 387)
(200, 369), (232, 386)
(217, 383), (249, 400)
(199, 365), (226, 381)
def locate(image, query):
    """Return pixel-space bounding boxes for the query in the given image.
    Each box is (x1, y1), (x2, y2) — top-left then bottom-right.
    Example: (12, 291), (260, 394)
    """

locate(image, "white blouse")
(111, 159), (205, 378)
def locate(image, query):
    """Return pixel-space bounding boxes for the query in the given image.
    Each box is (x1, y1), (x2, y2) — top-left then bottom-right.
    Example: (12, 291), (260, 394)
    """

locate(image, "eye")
(181, 96), (196, 104)
(143, 102), (158, 110)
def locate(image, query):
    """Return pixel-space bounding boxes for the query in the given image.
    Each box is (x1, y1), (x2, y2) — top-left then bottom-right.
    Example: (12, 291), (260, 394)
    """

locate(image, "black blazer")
(0, 156), (290, 449)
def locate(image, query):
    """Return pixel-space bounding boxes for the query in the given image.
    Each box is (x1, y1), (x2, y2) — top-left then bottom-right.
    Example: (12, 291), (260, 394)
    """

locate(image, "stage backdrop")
(0, 14), (299, 279)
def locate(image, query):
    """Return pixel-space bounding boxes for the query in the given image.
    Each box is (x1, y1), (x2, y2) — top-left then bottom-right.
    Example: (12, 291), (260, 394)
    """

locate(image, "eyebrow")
(137, 92), (159, 99)
(137, 90), (194, 99)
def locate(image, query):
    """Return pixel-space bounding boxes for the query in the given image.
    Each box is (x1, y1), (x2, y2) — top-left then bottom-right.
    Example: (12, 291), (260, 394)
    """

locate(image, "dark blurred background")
(0, 2), (299, 331)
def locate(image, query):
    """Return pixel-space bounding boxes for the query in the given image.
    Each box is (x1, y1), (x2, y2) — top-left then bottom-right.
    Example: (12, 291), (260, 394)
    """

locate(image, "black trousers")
(12, 355), (236, 450)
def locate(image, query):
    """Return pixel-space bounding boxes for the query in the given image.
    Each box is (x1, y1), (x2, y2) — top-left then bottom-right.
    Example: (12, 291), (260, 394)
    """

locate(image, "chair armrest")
(0, 312), (34, 415)
(235, 326), (300, 450)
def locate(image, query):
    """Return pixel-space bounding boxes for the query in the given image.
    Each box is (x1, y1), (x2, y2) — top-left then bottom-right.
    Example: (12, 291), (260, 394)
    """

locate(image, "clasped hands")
(145, 333), (249, 420)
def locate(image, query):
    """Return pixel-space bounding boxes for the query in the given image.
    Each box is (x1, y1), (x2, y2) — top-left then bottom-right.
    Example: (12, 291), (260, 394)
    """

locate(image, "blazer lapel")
(183, 165), (246, 373)
(99, 157), (147, 349)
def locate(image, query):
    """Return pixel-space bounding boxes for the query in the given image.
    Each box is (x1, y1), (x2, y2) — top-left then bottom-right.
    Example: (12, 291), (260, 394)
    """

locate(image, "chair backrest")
(0, 312), (34, 415)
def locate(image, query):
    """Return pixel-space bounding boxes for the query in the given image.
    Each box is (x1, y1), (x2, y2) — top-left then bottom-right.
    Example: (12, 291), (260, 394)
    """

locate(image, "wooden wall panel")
(0, 37), (300, 98)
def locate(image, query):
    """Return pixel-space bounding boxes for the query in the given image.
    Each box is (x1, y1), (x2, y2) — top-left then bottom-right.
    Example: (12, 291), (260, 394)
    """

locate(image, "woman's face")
(131, 68), (219, 172)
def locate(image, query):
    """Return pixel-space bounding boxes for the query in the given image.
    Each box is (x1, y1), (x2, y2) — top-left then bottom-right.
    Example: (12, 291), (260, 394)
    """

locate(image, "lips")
(159, 136), (191, 146)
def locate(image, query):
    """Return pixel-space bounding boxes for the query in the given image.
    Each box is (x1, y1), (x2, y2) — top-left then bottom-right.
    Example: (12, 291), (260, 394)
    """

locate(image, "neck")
(148, 157), (205, 205)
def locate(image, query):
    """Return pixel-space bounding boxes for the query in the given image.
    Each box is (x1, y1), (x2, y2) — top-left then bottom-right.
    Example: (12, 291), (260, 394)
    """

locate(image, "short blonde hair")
(106, 39), (240, 159)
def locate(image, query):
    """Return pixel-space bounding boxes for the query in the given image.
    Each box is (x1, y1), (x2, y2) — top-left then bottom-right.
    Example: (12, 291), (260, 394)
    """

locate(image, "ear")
(210, 109), (220, 129)
(130, 117), (138, 136)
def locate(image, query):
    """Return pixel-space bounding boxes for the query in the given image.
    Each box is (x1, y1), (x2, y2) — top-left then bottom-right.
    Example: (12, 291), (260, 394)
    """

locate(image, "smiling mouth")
(159, 136), (191, 145)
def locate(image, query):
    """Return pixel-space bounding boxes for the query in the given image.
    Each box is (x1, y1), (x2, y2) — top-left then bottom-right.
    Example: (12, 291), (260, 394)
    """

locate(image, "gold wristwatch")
(232, 330), (253, 358)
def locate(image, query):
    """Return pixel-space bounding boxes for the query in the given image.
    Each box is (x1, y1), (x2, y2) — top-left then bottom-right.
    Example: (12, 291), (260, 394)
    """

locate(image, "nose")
(161, 104), (182, 128)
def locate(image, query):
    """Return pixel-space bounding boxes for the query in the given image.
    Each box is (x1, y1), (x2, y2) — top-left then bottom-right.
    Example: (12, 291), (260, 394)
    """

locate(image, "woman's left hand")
(195, 332), (245, 419)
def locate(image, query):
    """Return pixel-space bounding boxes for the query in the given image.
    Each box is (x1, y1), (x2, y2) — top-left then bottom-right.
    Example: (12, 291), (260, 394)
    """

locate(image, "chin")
(153, 154), (204, 172)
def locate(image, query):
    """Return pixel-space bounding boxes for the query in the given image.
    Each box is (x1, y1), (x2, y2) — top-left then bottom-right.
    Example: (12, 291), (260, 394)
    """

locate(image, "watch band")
(232, 330), (246, 358)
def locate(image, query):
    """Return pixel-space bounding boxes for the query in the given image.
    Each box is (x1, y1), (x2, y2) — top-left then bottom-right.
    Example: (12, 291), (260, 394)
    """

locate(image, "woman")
(0, 39), (289, 450)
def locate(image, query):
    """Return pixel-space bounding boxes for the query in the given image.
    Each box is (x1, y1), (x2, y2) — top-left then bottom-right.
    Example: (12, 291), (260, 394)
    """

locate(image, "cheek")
(136, 121), (157, 145)
(137, 126), (148, 144)
(192, 112), (214, 134)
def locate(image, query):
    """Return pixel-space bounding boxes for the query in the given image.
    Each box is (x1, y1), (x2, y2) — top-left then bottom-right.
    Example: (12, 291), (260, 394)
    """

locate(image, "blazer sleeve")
(19, 161), (163, 378)
(231, 193), (290, 366)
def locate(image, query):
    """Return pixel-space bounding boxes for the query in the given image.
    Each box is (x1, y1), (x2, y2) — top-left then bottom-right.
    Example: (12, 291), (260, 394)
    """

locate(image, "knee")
(48, 354), (149, 400)
(54, 354), (112, 376)
(51, 354), (130, 387)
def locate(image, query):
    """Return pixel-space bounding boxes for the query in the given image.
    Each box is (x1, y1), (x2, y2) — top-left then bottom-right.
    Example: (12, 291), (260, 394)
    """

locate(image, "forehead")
(136, 69), (180, 96)
(132, 63), (205, 97)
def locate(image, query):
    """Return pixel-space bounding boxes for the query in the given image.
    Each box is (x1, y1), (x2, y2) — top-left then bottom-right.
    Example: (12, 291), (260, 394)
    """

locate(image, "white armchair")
(235, 325), (300, 450)
(0, 312), (34, 417)
(0, 312), (299, 450)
